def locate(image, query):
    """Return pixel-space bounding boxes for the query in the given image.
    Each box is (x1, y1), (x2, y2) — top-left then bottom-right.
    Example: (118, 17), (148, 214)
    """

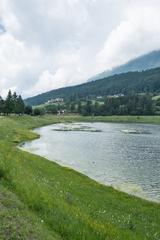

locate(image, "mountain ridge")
(88, 50), (160, 81)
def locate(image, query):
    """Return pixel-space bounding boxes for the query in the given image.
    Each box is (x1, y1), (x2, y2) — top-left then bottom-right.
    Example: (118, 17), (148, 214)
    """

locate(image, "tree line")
(1, 90), (156, 116)
(78, 95), (155, 116)
(0, 90), (32, 115)
(35, 94), (157, 116)
(65, 95), (155, 116)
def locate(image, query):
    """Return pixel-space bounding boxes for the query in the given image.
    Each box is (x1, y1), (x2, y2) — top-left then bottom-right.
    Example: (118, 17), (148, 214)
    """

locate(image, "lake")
(22, 122), (160, 202)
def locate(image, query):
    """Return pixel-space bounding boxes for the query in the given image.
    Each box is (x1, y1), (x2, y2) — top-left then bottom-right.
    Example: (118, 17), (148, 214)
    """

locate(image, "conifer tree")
(12, 92), (18, 113)
(0, 96), (4, 114)
(16, 95), (25, 114)
(5, 90), (14, 114)
(2, 90), (25, 115)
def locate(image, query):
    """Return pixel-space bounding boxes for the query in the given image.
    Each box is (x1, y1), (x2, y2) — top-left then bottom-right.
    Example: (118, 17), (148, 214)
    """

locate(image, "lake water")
(22, 122), (160, 202)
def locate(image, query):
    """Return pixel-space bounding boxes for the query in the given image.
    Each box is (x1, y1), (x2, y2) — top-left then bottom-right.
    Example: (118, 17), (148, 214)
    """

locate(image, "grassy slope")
(0, 115), (160, 240)
(0, 185), (59, 240)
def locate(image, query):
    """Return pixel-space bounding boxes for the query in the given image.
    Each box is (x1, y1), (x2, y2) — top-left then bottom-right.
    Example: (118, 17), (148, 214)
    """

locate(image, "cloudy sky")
(0, 0), (160, 98)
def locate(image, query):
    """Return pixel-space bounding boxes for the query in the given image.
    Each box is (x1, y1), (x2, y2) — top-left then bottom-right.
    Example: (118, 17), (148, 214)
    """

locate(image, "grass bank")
(0, 115), (160, 240)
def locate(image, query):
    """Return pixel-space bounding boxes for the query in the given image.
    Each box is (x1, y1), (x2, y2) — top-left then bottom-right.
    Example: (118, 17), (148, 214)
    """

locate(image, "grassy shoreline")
(0, 115), (160, 239)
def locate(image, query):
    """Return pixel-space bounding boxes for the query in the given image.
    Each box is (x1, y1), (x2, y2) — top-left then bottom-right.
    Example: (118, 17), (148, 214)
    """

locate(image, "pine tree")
(5, 90), (14, 114)
(0, 96), (4, 114)
(16, 95), (25, 114)
(24, 105), (33, 115)
(12, 92), (18, 113)
(77, 102), (82, 114)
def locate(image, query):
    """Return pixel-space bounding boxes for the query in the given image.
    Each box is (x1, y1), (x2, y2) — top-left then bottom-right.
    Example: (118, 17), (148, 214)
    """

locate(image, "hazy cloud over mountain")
(0, 0), (160, 97)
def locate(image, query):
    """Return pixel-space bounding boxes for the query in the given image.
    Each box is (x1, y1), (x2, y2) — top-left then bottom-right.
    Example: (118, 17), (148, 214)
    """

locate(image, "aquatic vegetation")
(121, 129), (151, 134)
(52, 125), (102, 132)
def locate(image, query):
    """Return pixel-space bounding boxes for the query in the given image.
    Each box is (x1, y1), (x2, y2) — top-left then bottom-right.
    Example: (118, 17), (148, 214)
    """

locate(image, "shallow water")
(22, 122), (160, 202)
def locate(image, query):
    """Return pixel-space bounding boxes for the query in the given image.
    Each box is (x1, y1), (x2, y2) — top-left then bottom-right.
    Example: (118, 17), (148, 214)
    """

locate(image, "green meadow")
(0, 115), (160, 240)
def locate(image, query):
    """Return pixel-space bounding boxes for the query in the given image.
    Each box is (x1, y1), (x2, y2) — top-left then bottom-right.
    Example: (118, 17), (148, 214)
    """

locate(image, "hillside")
(25, 67), (160, 106)
(89, 50), (160, 81)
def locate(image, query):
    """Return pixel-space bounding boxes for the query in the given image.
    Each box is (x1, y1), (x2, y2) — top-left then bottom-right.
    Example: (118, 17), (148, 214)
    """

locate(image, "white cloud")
(0, 0), (160, 98)
(96, 0), (160, 72)
(1, 85), (17, 98)
(24, 70), (67, 96)
(0, 32), (41, 97)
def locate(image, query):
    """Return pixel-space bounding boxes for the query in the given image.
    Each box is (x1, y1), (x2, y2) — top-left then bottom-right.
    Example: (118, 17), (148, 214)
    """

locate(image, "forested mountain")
(25, 67), (160, 106)
(88, 50), (160, 81)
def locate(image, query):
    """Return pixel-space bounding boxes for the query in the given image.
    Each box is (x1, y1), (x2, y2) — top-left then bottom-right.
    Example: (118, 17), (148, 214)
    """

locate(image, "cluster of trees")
(36, 94), (156, 116)
(73, 95), (155, 116)
(0, 90), (32, 115)
(33, 104), (64, 115)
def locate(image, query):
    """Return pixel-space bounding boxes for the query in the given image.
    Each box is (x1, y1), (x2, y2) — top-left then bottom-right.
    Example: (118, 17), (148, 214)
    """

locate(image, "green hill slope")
(25, 67), (160, 106)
